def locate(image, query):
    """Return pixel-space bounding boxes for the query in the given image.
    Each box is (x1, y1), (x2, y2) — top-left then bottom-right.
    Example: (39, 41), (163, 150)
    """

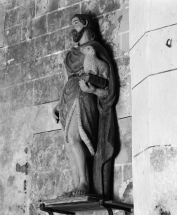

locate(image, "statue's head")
(71, 14), (96, 43)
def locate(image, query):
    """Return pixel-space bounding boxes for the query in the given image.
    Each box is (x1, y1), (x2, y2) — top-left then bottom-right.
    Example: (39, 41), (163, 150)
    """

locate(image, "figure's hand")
(53, 107), (59, 124)
(79, 79), (96, 94)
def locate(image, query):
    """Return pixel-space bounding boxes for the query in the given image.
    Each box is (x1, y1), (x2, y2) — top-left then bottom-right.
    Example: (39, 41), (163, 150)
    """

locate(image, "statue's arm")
(79, 63), (109, 98)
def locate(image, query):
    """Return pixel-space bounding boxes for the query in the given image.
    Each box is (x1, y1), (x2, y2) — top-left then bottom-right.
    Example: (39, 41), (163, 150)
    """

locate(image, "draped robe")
(57, 41), (116, 198)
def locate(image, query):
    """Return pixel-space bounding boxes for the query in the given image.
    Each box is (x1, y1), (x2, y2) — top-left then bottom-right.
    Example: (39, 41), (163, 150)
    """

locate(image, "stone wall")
(0, 0), (132, 214)
(130, 0), (177, 214)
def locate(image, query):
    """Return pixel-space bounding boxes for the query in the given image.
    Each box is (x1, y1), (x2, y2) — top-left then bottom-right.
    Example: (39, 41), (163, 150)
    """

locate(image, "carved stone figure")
(53, 14), (116, 199)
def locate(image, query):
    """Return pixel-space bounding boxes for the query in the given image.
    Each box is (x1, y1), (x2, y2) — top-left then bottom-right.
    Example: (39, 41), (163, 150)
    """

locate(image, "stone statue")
(53, 14), (116, 199)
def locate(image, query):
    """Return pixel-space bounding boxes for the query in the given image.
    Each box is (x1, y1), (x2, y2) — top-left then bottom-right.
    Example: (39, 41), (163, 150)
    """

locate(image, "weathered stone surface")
(98, 10), (123, 58)
(5, 7), (21, 29)
(0, 64), (22, 89)
(35, 0), (62, 17)
(115, 117), (132, 164)
(116, 84), (131, 119)
(65, 27), (73, 50)
(62, 4), (81, 27)
(0, 31), (4, 48)
(6, 41), (34, 65)
(33, 34), (50, 58)
(32, 15), (47, 38)
(122, 32), (129, 53)
(48, 10), (64, 33)
(35, 0), (48, 17)
(0, 106), (38, 215)
(123, 164), (132, 182)
(21, 52), (65, 81)
(119, 8), (129, 33)
(21, 20), (32, 41)
(30, 130), (74, 202)
(32, 101), (62, 134)
(47, 0), (59, 13)
(115, 56), (130, 86)
(0, 48), (6, 68)
(6, 0), (23, 10)
(31, 130), (64, 172)
(9, 82), (33, 110)
(47, 4), (80, 33)
(34, 74), (64, 105)
(48, 29), (65, 54)
(81, 0), (120, 16)
(113, 165), (122, 201)
(20, 1), (35, 23)
(4, 25), (21, 46)
(0, 0), (6, 4)
(0, 4), (5, 47)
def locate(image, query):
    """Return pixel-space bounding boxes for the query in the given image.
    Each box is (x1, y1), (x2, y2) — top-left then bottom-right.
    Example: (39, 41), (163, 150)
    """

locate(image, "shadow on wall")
(89, 13), (122, 198)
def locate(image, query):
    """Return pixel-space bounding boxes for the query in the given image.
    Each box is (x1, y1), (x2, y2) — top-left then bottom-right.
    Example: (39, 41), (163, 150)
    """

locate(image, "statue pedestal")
(39, 195), (133, 215)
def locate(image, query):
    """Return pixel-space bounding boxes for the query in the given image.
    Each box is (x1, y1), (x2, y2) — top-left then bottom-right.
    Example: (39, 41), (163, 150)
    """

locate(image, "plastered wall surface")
(130, 0), (177, 214)
(0, 0), (132, 214)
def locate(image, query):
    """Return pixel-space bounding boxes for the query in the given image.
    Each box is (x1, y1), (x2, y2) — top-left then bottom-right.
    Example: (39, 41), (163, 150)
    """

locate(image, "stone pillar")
(130, 0), (177, 214)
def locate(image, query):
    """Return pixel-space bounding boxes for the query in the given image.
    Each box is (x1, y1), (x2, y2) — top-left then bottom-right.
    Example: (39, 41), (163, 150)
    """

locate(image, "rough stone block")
(35, 0), (61, 17)
(115, 117), (132, 164)
(119, 8), (129, 33)
(21, 20), (32, 41)
(30, 130), (74, 200)
(0, 64), (22, 89)
(6, 0), (23, 10)
(0, 31), (4, 48)
(32, 101), (62, 134)
(48, 10), (64, 33)
(65, 0), (81, 6)
(34, 74), (65, 105)
(6, 41), (34, 65)
(61, 4), (80, 28)
(65, 27), (73, 50)
(33, 34), (50, 59)
(81, 0), (120, 16)
(123, 164), (132, 182)
(31, 130), (65, 172)
(134, 146), (177, 214)
(0, 0), (6, 4)
(4, 25), (21, 46)
(47, 0), (59, 13)
(21, 52), (65, 81)
(98, 11), (124, 58)
(0, 4), (5, 47)
(0, 48), (5, 68)
(20, 1), (35, 23)
(116, 84), (131, 119)
(113, 165), (122, 201)
(5, 7), (21, 29)
(48, 29), (65, 54)
(122, 32), (129, 53)
(32, 15), (47, 38)
(35, 0), (48, 17)
(9, 82), (33, 110)
(115, 56), (130, 86)
(30, 169), (74, 201)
